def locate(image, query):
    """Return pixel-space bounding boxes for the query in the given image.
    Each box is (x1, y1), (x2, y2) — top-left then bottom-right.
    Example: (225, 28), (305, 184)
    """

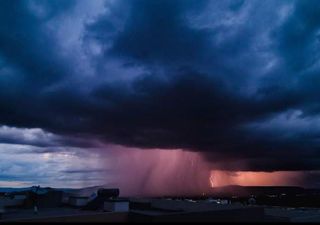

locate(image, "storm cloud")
(1, 0), (320, 181)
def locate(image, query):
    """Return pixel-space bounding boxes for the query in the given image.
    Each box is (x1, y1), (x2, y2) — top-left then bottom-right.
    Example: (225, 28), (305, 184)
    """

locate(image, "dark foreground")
(1, 185), (320, 222)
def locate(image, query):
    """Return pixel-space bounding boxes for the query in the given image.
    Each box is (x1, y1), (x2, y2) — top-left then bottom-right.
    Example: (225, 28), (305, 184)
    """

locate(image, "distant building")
(104, 199), (129, 212)
(248, 196), (256, 205)
(83, 188), (120, 211)
(0, 196), (25, 209)
(68, 196), (89, 207)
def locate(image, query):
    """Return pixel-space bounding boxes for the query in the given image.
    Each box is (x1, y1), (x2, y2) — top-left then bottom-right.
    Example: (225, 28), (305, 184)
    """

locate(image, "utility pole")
(33, 185), (40, 214)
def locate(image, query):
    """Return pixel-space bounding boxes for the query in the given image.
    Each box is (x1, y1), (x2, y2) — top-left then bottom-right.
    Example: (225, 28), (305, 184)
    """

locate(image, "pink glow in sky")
(102, 147), (212, 196)
(99, 146), (310, 196)
(209, 170), (304, 187)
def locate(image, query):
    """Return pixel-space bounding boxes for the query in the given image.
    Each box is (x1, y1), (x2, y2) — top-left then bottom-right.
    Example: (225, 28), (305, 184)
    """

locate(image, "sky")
(0, 0), (320, 196)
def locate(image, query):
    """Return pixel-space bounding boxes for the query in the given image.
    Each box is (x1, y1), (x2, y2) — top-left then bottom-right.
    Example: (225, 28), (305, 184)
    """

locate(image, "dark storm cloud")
(276, 0), (320, 71)
(1, 0), (320, 174)
(0, 0), (81, 131)
(62, 169), (110, 174)
(0, 126), (100, 148)
(0, 0), (75, 84)
(107, 0), (210, 65)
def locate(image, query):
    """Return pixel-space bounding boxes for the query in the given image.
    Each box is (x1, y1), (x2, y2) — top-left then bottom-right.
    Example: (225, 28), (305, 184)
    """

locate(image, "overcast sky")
(0, 0), (320, 193)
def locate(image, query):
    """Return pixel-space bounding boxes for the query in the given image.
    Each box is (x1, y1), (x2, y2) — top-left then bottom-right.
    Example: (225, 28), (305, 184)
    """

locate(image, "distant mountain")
(0, 187), (32, 193)
(210, 185), (317, 197)
(0, 186), (58, 195)
(2, 185), (317, 198)
(0, 184), (117, 197)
